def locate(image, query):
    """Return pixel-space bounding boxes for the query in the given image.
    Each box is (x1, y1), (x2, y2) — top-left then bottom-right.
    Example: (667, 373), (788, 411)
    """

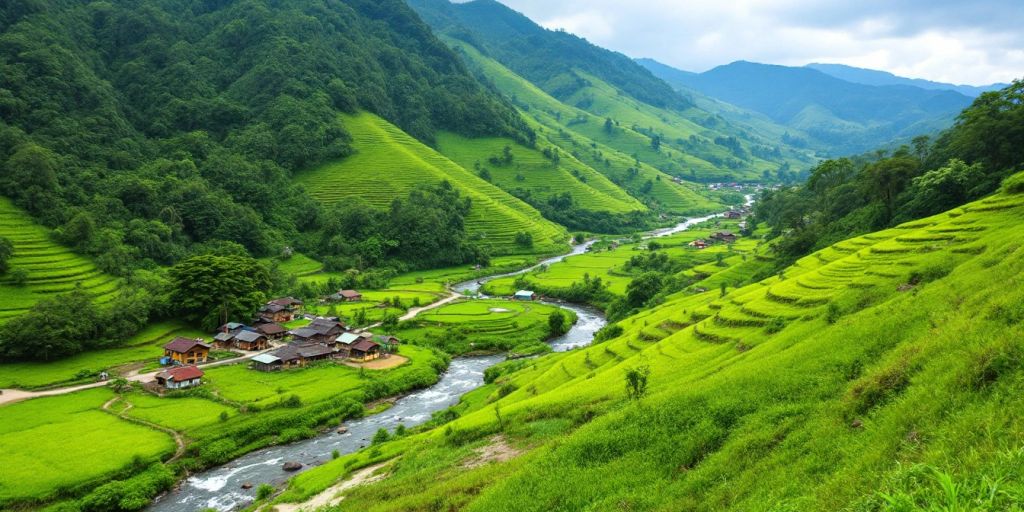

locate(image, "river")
(149, 200), (747, 511)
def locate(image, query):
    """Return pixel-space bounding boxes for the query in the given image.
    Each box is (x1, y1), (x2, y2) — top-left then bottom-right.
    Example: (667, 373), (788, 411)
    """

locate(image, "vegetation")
(169, 254), (272, 330)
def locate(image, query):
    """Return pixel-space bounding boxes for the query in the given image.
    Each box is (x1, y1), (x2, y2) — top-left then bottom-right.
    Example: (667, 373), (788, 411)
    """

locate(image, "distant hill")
(642, 59), (973, 154)
(806, 63), (1008, 97)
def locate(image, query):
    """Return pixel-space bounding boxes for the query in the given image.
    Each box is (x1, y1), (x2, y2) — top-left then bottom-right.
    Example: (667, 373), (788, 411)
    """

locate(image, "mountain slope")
(649, 60), (974, 154)
(807, 63), (1009, 97)
(410, 0), (815, 184)
(277, 176), (1024, 510)
(297, 112), (567, 254)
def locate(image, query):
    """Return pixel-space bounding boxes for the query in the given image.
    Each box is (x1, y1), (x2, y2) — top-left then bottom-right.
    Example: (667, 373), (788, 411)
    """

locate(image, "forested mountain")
(409, 0), (816, 186)
(807, 63), (1008, 97)
(0, 0), (538, 272)
(642, 59), (974, 154)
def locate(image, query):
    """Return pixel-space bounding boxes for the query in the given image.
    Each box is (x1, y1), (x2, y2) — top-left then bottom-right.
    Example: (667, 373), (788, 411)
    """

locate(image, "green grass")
(0, 388), (175, 505)
(123, 393), (238, 432)
(435, 132), (643, 213)
(0, 321), (206, 389)
(264, 252), (324, 276)
(448, 41), (724, 214)
(0, 197), (121, 323)
(275, 186), (1024, 511)
(296, 112), (568, 255)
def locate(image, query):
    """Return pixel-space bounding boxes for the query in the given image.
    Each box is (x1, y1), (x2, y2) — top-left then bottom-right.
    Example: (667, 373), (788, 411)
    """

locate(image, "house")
(272, 343), (335, 368)
(256, 322), (288, 341)
(688, 239), (708, 249)
(163, 337), (211, 365)
(155, 366), (204, 389)
(724, 210), (743, 219)
(710, 231), (738, 244)
(251, 353), (283, 372)
(212, 331), (236, 348)
(258, 298), (303, 323)
(233, 330), (269, 351)
(217, 322), (246, 334)
(514, 290), (537, 301)
(332, 290), (362, 302)
(291, 318), (346, 346)
(373, 335), (401, 353)
(334, 332), (362, 358)
(349, 339), (381, 361)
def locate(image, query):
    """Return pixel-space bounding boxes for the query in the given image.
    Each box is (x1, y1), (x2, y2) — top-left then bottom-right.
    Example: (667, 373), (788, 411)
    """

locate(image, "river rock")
(337, 426), (348, 434)
(241, 483), (253, 490)
(282, 461), (303, 471)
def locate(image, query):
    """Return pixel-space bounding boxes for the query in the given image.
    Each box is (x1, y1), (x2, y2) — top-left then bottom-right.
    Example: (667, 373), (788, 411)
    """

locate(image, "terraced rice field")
(296, 113), (568, 255)
(0, 198), (120, 323)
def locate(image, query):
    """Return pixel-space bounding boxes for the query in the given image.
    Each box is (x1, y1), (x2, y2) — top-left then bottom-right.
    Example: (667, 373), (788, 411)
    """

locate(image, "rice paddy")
(0, 197), (120, 323)
(296, 112), (568, 255)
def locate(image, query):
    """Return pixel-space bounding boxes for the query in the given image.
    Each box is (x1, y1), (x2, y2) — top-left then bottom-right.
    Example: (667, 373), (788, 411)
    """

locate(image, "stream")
(149, 200), (747, 511)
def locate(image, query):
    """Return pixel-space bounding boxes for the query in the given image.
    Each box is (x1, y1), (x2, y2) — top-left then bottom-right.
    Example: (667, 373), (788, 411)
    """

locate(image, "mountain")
(642, 59), (974, 155)
(807, 63), (1009, 97)
(410, 0), (816, 186)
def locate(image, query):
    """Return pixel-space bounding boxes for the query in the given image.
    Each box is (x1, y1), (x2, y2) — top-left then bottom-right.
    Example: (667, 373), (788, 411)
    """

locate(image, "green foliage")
(372, 428), (391, 445)
(168, 254), (271, 329)
(0, 236), (11, 274)
(624, 365), (650, 401)
(548, 310), (568, 337)
(625, 272), (663, 308)
(256, 484), (275, 501)
(1002, 171), (1024, 194)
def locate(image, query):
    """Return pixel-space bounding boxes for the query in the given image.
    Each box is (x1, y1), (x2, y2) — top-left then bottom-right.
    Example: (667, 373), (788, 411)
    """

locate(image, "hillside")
(0, 198), (119, 323)
(644, 60), (974, 154)
(297, 112), (568, 254)
(410, 0), (815, 184)
(270, 176), (1024, 511)
(807, 63), (1008, 97)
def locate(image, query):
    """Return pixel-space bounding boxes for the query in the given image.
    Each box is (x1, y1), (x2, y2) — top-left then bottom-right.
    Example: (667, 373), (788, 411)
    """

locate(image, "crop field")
(0, 197), (121, 323)
(296, 112), (567, 255)
(435, 132), (643, 213)
(0, 321), (206, 389)
(123, 393), (238, 432)
(264, 252), (324, 276)
(204, 345), (443, 407)
(271, 185), (1024, 512)
(397, 299), (575, 355)
(0, 388), (175, 506)
(448, 41), (724, 214)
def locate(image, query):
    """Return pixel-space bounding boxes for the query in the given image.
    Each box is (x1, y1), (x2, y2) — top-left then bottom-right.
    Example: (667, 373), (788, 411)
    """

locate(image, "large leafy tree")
(169, 254), (272, 329)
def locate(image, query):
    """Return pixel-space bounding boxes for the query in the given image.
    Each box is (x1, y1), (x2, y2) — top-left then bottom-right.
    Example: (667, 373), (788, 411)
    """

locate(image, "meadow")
(265, 180), (1024, 511)
(0, 388), (175, 506)
(295, 112), (568, 255)
(0, 197), (120, 323)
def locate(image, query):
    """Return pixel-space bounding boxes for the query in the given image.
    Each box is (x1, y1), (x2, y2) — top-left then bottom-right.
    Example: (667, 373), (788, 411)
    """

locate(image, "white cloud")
(485, 0), (1024, 85)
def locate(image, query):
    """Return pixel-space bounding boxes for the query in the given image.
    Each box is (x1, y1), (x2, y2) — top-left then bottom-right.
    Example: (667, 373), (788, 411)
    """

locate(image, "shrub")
(9, 267), (28, 286)
(594, 323), (624, 343)
(624, 365), (650, 401)
(826, 303), (842, 324)
(1001, 171), (1024, 194)
(256, 483), (275, 500)
(372, 428), (390, 444)
(764, 317), (787, 334)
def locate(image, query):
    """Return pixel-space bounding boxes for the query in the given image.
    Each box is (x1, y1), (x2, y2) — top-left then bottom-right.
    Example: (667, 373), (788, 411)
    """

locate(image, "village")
(154, 292), (401, 392)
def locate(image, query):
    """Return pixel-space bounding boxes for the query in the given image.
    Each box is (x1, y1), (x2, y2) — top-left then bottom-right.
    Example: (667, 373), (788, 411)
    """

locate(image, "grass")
(434, 132), (643, 214)
(0, 388), (175, 506)
(296, 112), (568, 255)
(0, 197), (121, 323)
(123, 393), (238, 432)
(264, 252), (324, 276)
(397, 299), (575, 355)
(271, 185), (1024, 511)
(0, 320), (206, 389)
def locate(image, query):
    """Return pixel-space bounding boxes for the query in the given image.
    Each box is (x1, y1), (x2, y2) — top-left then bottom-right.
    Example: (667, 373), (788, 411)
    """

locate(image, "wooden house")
(251, 353), (283, 372)
(514, 290), (537, 301)
(334, 332), (361, 358)
(349, 339), (381, 362)
(724, 211), (743, 219)
(256, 322), (288, 341)
(212, 331), (236, 348)
(272, 343), (335, 368)
(710, 231), (738, 244)
(155, 366), (204, 389)
(162, 337), (211, 365)
(290, 318), (347, 346)
(688, 239), (708, 249)
(373, 334), (401, 353)
(233, 330), (269, 351)
(332, 290), (363, 302)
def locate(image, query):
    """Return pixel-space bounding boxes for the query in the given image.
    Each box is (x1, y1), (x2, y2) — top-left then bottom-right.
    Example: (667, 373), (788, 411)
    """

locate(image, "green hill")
(297, 112), (567, 254)
(274, 179), (1024, 510)
(0, 198), (119, 323)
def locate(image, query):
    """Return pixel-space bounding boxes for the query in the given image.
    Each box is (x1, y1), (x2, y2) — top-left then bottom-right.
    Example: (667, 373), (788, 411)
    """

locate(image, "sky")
(472, 0), (1024, 86)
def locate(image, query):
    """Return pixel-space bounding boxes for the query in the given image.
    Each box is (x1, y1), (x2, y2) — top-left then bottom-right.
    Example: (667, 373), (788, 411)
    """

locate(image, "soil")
(461, 435), (522, 469)
(272, 462), (389, 512)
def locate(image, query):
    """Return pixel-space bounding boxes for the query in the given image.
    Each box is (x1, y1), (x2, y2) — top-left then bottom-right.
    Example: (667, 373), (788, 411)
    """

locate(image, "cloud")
(480, 0), (1024, 85)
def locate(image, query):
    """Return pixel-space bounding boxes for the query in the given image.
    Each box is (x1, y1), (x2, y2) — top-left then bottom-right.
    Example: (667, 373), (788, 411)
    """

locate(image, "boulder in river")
(337, 426), (348, 434)
(241, 483), (253, 490)
(282, 461), (303, 471)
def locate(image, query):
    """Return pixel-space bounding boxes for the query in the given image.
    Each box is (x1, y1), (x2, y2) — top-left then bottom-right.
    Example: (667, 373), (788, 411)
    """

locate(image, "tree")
(624, 365), (650, 401)
(168, 254), (272, 329)
(0, 237), (12, 274)
(626, 271), (663, 308)
(650, 135), (661, 151)
(548, 310), (568, 337)
(372, 428), (391, 444)
(514, 231), (534, 248)
(865, 156), (918, 223)
(604, 117), (614, 134)
(381, 312), (399, 333)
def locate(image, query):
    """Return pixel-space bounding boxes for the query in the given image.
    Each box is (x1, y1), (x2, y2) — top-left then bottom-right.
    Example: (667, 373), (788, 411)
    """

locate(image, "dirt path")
(102, 395), (187, 462)
(273, 462), (389, 512)
(343, 354), (409, 370)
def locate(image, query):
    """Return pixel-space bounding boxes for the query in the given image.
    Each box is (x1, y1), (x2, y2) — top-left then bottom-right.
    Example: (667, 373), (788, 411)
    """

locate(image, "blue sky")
(471, 0), (1024, 86)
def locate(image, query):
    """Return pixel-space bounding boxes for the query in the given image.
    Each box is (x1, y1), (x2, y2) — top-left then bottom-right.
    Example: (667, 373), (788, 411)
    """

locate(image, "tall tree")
(169, 254), (272, 329)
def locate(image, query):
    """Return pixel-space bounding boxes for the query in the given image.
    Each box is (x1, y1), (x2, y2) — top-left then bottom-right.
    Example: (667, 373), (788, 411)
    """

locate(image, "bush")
(372, 428), (390, 444)
(764, 317), (787, 334)
(1001, 171), (1024, 194)
(256, 483), (275, 500)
